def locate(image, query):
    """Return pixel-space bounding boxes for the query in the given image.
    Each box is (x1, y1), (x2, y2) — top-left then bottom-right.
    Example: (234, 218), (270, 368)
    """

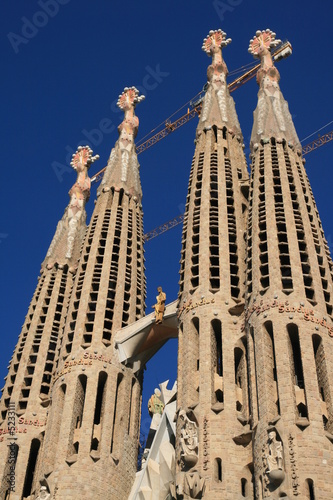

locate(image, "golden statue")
(152, 287), (166, 324)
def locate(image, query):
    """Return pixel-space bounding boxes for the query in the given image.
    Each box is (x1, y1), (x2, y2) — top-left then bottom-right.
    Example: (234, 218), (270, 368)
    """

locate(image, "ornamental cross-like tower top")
(44, 145), (99, 272)
(117, 86), (145, 143)
(202, 29), (231, 68)
(197, 29), (242, 136)
(249, 29), (300, 148)
(249, 29), (280, 66)
(98, 86), (145, 200)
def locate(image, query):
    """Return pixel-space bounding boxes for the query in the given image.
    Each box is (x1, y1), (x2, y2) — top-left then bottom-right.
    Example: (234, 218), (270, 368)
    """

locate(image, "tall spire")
(197, 29), (242, 137)
(175, 29), (250, 498)
(43, 146), (99, 273)
(98, 86), (145, 201)
(249, 29), (300, 149)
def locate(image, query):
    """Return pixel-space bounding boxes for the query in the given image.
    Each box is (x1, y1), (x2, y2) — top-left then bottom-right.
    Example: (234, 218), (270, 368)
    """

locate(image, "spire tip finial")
(248, 29), (281, 59)
(117, 87), (145, 111)
(202, 29), (231, 56)
(70, 146), (99, 170)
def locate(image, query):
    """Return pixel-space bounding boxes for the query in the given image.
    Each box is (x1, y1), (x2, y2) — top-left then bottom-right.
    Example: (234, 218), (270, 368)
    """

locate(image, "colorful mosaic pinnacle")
(70, 145), (99, 170)
(117, 86), (145, 111)
(201, 29), (231, 56)
(248, 29), (281, 58)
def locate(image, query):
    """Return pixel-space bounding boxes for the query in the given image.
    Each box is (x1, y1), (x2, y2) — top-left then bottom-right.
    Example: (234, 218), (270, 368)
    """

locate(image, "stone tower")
(175, 30), (252, 498)
(0, 145), (98, 499)
(35, 87), (146, 499)
(246, 29), (333, 499)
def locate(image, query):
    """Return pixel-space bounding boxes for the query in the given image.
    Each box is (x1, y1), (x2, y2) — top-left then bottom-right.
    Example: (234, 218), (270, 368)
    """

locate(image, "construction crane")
(91, 41), (293, 184)
(143, 131), (333, 242)
(87, 39), (332, 243)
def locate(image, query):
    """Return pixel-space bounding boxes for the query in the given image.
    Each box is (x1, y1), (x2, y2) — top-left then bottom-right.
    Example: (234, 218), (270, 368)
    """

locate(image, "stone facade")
(176, 30), (252, 498)
(0, 28), (332, 500)
(246, 29), (333, 499)
(0, 146), (95, 499)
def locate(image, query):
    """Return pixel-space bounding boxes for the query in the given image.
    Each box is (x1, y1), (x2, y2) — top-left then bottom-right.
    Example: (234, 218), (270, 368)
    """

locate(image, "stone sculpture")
(179, 410), (198, 468)
(148, 388), (164, 417)
(36, 485), (51, 499)
(152, 286), (166, 324)
(265, 430), (285, 485)
(173, 470), (205, 499)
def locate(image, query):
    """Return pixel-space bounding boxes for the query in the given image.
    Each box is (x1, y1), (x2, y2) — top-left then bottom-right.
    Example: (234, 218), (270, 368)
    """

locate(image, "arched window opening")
(91, 372), (107, 453)
(214, 458), (222, 482)
(312, 334), (329, 428)
(307, 478), (315, 500)
(212, 320), (222, 377)
(69, 375), (87, 457)
(110, 373), (124, 455)
(288, 324), (308, 419)
(241, 477), (247, 497)
(234, 347), (244, 413)
(212, 320), (223, 404)
(264, 322), (280, 417)
(23, 439), (41, 498)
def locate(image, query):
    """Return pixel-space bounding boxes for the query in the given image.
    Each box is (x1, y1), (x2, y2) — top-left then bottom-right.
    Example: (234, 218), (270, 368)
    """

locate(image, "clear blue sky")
(1, 0), (333, 434)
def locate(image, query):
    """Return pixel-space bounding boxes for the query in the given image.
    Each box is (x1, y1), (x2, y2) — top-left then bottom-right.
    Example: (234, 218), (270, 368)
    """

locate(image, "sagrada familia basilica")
(0, 28), (332, 499)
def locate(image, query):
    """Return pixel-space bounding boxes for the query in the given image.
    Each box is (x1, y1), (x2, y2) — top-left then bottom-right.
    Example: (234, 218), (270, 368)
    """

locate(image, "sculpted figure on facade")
(265, 430), (285, 485)
(44, 145), (98, 272)
(179, 410), (199, 468)
(152, 286), (166, 324)
(173, 470), (205, 500)
(36, 485), (51, 500)
(148, 388), (164, 416)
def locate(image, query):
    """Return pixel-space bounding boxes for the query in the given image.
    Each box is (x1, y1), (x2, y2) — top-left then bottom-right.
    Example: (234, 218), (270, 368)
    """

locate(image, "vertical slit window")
(212, 320), (223, 404)
(68, 375), (87, 457)
(307, 479), (315, 500)
(312, 335), (329, 430)
(288, 324), (308, 419)
(263, 322), (280, 418)
(214, 458), (222, 482)
(110, 373), (124, 455)
(22, 439), (41, 498)
(91, 372), (107, 452)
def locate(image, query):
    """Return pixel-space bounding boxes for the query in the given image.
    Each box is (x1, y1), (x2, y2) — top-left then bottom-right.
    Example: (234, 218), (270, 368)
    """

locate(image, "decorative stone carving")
(148, 388), (164, 416)
(36, 485), (51, 499)
(202, 415), (209, 471)
(265, 430), (285, 485)
(152, 287), (166, 324)
(179, 410), (198, 469)
(249, 29), (301, 149)
(288, 433), (300, 496)
(44, 146), (98, 272)
(174, 471), (206, 499)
